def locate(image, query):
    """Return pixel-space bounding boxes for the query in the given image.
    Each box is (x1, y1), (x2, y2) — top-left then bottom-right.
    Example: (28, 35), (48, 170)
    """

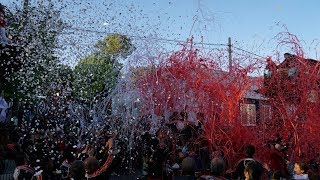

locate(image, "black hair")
(245, 144), (255, 158)
(245, 161), (263, 180)
(271, 170), (281, 180)
(63, 150), (75, 162)
(69, 160), (85, 180)
(210, 157), (225, 176)
(15, 152), (27, 166)
(296, 162), (308, 173)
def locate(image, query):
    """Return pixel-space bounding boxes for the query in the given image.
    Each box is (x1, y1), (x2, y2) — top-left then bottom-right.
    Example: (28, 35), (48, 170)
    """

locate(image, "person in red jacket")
(0, 3), (9, 45)
(266, 143), (289, 178)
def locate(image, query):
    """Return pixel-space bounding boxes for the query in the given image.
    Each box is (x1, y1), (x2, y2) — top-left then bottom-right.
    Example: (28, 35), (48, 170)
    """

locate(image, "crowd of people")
(0, 0), (319, 179)
(0, 109), (319, 180)
(0, 116), (124, 180)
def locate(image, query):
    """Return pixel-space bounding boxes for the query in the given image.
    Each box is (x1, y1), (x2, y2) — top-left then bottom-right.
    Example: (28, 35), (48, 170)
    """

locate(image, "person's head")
(181, 157), (196, 176)
(14, 152), (28, 166)
(274, 143), (283, 151)
(245, 145), (255, 158)
(5, 144), (17, 160)
(13, 154), (34, 180)
(294, 162), (308, 175)
(271, 170), (281, 180)
(40, 156), (54, 171)
(178, 151), (185, 161)
(244, 161), (263, 180)
(69, 160), (85, 180)
(83, 156), (99, 175)
(210, 157), (225, 176)
(63, 150), (75, 163)
(307, 170), (317, 180)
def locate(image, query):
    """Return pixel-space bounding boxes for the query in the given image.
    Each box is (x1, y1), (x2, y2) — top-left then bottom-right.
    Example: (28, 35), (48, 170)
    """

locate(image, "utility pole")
(22, 0), (29, 26)
(228, 37), (232, 72)
(23, 0), (29, 10)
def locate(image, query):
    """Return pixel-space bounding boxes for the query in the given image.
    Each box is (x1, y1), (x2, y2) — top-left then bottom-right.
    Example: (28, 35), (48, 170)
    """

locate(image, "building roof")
(278, 53), (319, 69)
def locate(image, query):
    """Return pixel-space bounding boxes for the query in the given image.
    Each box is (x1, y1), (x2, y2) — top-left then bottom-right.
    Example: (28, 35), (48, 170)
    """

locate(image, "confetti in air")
(0, 0), (320, 177)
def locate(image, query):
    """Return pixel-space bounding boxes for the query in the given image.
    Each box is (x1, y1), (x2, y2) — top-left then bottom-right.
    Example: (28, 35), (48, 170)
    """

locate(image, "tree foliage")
(96, 33), (135, 59)
(73, 34), (134, 101)
(73, 53), (119, 101)
(4, 2), (66, 102)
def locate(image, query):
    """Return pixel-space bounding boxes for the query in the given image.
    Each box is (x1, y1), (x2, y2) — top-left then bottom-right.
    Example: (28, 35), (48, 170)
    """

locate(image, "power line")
(62, 26), (265, 58)
(232, 46), (265, 58)
(63, 27), (227, 47)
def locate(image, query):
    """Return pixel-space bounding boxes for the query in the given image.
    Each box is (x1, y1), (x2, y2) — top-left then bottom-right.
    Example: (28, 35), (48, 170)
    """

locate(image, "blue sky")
(137, 0), (320, 59)
(2, 0), (320, 62)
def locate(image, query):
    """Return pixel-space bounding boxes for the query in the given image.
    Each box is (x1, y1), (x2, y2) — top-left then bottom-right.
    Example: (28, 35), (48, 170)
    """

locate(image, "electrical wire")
(62, 26), (266, 58)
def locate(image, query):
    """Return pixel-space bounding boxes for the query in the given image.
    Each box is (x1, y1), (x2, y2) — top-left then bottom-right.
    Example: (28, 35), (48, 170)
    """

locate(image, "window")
(240, 103), (256, 126)
(308, 90), (318, 103)
(260, 105), (271, 122)
(286, 104), (297, 120)
(288, 67), (297, 77)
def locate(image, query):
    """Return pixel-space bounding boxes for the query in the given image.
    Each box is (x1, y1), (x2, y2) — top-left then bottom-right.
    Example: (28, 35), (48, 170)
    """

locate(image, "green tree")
(73, 34), (134, 101)
(4, 1), (66, 102)
(96, 33), (134, 59)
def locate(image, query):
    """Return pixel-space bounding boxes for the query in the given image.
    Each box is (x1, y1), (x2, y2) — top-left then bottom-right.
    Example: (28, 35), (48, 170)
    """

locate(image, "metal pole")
(22, 0), (29, 26)
(228, 37), (232, 72)
(23, 0), (29, 10)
